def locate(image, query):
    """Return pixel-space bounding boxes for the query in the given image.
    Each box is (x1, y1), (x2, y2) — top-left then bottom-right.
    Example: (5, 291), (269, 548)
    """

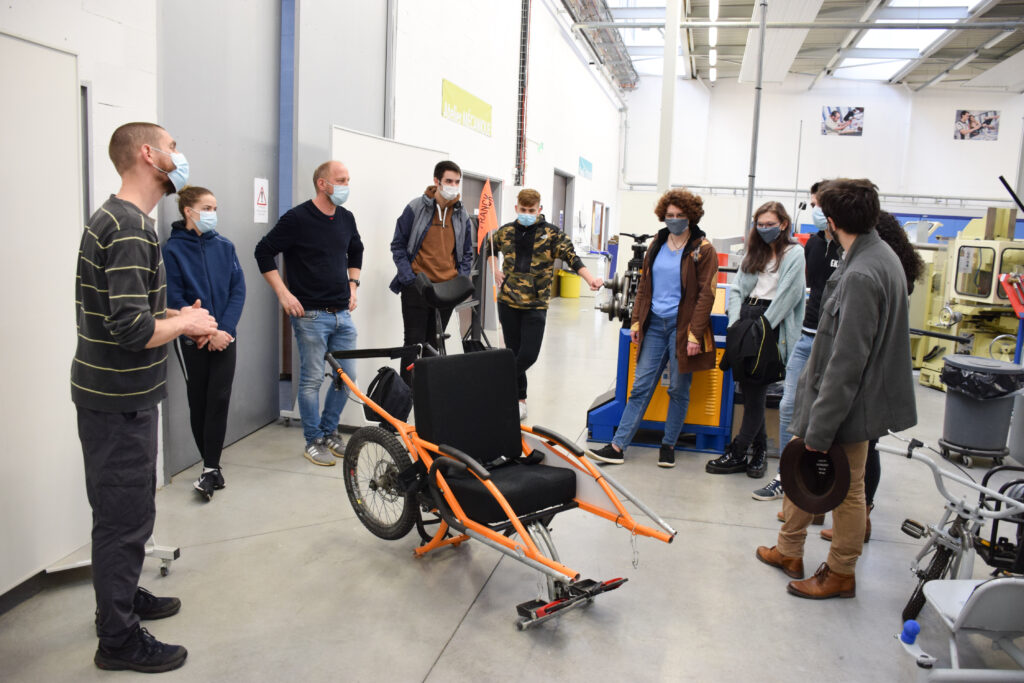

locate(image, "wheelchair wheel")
(901, 544), (954, 622)
(344, 426), (417, 540)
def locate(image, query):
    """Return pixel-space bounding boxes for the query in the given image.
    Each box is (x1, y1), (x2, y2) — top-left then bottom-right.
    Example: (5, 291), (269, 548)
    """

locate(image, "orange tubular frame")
(329, 360), (674, 584)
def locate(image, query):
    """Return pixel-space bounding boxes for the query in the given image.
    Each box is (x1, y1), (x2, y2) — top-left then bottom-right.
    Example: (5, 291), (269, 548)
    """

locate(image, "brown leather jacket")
(630, 225), (719, 373)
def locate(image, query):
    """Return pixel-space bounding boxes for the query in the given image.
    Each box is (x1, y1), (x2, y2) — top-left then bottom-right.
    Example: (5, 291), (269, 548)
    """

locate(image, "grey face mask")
(756, 225), (782, 243)
(665, 218), (689, 235)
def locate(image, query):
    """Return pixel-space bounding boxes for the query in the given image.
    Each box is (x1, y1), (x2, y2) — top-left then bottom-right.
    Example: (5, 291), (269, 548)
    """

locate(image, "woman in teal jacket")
(707, 201), (805, 478)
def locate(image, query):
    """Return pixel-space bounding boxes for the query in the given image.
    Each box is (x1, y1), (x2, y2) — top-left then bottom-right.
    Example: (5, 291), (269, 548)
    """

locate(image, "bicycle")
(877, 435), (1024, 622)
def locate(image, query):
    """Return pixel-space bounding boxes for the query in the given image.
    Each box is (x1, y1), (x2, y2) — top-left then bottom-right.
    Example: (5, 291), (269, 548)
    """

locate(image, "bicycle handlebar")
(877, 441), (1024, 520)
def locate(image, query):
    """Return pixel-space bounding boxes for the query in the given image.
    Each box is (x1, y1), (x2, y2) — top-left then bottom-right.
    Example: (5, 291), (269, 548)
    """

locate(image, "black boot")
(747, 437), (767, 478)
(705, 440), (748, 474)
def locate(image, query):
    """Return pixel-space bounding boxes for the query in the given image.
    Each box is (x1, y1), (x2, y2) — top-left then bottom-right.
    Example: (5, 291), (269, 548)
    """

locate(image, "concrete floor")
(2, 298), (1022, 682)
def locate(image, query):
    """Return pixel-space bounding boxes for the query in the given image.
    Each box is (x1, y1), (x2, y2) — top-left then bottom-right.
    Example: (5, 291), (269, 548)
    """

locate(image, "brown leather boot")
(820, 504), (872, 542)
(777, 510), (826, 525)
(755, 545), (804, 579)
(787, 562), (855, 599)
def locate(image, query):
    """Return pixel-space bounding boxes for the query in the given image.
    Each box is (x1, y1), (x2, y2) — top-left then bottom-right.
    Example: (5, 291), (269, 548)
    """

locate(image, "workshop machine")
(917, 202), (1023, 390)
(587, 234), (734, 454)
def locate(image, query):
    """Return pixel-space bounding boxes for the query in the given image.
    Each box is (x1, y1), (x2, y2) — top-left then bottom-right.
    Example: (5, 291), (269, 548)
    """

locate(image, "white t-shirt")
(750, 245), (793, 300)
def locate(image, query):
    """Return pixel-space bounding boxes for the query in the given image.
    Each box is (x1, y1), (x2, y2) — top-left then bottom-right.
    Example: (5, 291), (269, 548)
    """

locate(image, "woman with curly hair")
(819, 210), (923, 542)
(591, 189), (718, 468)
(707, 201), (805, 478)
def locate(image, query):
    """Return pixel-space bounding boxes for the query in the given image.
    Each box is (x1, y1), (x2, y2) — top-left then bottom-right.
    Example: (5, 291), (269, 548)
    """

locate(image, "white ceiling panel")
(963, 48), (1024, 90)
(738, 0), (826, 83)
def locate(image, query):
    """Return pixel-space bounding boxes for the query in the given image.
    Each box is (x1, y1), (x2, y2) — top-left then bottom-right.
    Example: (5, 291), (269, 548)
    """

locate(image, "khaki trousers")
(777, 440), (868, 575)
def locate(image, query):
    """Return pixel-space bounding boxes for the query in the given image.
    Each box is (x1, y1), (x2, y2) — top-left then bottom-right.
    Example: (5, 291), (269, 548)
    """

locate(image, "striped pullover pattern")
(71, 195), (168, 412)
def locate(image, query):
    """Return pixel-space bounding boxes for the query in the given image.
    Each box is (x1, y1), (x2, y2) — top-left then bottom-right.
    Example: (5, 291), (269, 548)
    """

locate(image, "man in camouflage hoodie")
(485, 189), (602, 419)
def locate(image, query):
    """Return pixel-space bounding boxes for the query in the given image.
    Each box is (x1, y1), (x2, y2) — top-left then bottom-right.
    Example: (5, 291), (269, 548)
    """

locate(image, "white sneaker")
(518, 401), (527, 421)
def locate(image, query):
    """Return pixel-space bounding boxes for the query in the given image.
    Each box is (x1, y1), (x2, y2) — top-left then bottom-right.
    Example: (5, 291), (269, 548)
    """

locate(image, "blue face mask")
(756, 224), (782, 243)
(151, 147), (189, 193)
(193, 210), (217, 234)
(329, 183), (349, 206)
(665, 218), (689, 235)
(517, 213), (538, 227)
(812, 206), (829, 231)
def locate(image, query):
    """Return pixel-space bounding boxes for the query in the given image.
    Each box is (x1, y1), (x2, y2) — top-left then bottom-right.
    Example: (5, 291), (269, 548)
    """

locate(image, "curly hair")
(654, 188), (704, 223)
(875, 211), (925, 294)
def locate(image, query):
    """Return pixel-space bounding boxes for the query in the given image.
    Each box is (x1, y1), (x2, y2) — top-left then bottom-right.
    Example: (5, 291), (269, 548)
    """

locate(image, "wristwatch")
(350, 279), (361, 287)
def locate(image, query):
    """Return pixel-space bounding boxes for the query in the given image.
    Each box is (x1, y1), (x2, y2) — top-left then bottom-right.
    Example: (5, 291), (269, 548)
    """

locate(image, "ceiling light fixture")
(709, 48), (718, 67)
(709, 0), (719, 22)
(709, 26), (718, 48)
(710, 67), (717, 82)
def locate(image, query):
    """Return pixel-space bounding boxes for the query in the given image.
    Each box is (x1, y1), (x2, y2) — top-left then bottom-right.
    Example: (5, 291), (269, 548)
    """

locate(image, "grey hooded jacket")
(789, 229), (917, 451)
(389, 192), (474, 293)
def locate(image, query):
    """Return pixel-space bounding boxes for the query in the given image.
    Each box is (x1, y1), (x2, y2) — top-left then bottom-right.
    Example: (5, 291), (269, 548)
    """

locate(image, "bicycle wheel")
(343, 426), (417, 540)
(901, 545), (954, 621)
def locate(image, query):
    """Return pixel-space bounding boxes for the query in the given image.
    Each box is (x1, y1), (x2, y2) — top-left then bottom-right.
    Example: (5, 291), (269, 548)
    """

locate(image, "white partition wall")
(328, 126), (448, 424)
(0, 33), (89, 594)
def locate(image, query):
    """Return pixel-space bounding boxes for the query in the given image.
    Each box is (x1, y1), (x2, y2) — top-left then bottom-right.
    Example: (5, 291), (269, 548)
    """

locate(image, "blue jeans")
(778, 331), (815, 452)
(291, 309), (357, 445)
(613, 314), (694, 450)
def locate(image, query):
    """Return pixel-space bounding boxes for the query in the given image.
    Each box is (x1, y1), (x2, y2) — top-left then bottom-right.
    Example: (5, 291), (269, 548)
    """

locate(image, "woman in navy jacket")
(163, 185), (246, 500)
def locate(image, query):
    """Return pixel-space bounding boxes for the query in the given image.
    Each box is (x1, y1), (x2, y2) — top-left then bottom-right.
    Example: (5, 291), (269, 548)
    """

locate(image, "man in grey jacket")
(390, 160), (475, 384)
(756, 178), (916, 599)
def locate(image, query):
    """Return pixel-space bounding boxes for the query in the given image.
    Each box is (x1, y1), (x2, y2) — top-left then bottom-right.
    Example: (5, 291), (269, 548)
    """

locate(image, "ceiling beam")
(808, 0), (885, 91)
(572, 20), (1024, 31)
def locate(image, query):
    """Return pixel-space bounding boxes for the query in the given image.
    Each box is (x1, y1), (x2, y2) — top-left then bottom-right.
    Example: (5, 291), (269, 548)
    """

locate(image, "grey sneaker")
(304, 439), (335, 467)
(752, 475), (784, 501)
(323, 433), (345, 457)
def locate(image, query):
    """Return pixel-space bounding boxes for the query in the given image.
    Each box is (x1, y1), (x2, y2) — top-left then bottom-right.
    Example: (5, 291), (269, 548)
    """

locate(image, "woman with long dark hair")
(707, 201), (805, 478)
(163, 186), (246, 501)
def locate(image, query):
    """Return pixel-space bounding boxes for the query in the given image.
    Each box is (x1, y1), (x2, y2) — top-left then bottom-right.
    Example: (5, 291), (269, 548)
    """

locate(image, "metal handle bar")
(877, 441), (1024, 519)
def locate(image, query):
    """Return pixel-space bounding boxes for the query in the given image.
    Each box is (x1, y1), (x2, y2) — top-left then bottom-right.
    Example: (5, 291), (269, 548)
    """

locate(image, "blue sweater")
(163, 222), (246, 337)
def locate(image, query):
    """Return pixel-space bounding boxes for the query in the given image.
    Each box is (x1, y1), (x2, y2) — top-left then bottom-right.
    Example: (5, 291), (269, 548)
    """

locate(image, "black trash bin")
(941, 355), (1024, 452)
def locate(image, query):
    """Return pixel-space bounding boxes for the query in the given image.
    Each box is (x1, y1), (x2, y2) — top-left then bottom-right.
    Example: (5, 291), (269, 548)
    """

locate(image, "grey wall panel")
(294, 0), (387, 202)
(157, 0), (282, 477)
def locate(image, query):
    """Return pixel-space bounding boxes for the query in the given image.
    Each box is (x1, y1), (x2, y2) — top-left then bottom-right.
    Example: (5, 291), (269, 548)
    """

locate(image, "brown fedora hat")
(779, 438), (850, 514)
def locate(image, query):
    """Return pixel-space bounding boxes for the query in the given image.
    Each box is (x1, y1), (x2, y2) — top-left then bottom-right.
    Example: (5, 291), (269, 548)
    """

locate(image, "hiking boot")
(755, 545), (804, 579)
(705, 440), (747, 474)
(323, 432), (345, 457)
(94, 626), (187, 673)
(193, 469), (221, 501)
(590, 444), (625, 464)
(133, 587), (181, 621)
(787, 562), (855, 599)
(304, 439), (335, 466)
(747, 437), (767, 478)
(752, 476), (784, 501)
(658, 444), (676, 468)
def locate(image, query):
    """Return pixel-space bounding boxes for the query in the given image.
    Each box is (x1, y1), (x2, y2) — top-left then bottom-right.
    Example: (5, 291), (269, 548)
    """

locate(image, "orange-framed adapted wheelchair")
(325, 347), (677, 629)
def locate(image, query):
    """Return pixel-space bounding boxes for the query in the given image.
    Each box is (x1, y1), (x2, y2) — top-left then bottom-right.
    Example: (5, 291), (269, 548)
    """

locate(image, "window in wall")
(955, 245), (996, 297)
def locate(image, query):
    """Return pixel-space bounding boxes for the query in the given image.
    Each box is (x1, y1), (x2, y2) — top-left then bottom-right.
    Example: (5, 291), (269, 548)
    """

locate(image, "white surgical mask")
(329, 183), (349, 206)
(194, 210), (217, 233)
(150, 148), (189, 193)
(439, 185), (459, 201)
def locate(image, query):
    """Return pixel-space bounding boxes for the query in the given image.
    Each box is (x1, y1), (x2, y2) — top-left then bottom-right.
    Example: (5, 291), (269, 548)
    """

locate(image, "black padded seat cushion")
(413, 349), (522, 465)
(444, 462), (577, 524)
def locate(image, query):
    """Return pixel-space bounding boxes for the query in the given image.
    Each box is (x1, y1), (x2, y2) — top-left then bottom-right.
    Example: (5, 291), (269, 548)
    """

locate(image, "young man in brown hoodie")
(389, 160), (475, 384)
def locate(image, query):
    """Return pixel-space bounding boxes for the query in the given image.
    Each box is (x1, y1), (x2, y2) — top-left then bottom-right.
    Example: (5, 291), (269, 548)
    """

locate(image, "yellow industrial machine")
(918, 207), (1023, 390)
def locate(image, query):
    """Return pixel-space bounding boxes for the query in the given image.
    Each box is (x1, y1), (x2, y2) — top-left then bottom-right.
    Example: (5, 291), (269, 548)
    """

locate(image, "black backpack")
(363, 366), (413, 424)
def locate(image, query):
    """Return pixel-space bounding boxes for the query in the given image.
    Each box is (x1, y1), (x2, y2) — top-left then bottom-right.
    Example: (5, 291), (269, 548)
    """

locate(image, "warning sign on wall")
(254, 178), (269, 224)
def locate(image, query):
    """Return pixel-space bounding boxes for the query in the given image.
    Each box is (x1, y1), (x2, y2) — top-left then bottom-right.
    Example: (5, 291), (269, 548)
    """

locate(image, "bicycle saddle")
(414, 273), (474, 307)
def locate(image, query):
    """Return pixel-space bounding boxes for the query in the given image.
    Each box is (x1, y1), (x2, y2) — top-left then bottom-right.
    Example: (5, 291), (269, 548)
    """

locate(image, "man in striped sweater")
(72, 122), (217, 673)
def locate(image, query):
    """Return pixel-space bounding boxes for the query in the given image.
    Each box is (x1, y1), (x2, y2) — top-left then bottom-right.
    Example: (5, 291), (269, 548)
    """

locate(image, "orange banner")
(476, 178), (499, 252)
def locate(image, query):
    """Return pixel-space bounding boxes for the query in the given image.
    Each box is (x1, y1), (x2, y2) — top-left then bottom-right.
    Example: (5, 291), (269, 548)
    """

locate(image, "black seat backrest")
(413, 349), (522, 465)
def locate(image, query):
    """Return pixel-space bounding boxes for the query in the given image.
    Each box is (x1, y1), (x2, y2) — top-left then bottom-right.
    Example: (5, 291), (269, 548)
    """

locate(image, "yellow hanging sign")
(441, 79), (492, 137)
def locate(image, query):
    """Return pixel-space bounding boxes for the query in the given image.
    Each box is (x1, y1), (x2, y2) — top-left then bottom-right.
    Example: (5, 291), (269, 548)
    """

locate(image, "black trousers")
(77, 405), (158, 648)
(735, 300), (777, 453)
(498, 302), (547, 400)
(179, 339), (237, 469)
(865, 438), (880, 506)
(400, 284), (454, 385)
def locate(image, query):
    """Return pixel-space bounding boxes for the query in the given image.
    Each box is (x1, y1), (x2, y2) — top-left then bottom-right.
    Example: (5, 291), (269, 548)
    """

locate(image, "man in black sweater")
(752, 181), (841, 502)
(255, 160), (364, 466)
(73, 122), (218, 673)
